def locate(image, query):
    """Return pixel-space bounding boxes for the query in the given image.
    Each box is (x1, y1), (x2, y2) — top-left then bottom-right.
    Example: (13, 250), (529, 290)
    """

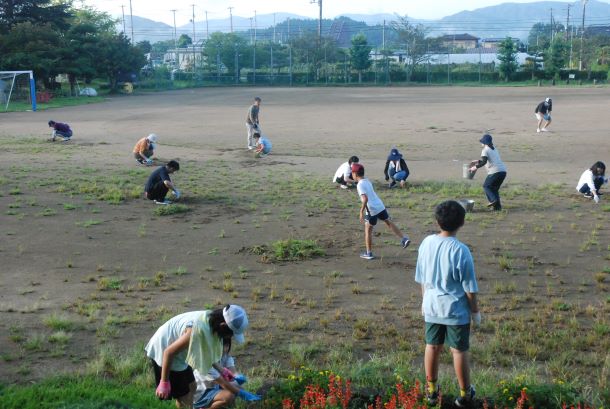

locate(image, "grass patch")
(271, 239), (325, 261)
(153, 204), (189, 216)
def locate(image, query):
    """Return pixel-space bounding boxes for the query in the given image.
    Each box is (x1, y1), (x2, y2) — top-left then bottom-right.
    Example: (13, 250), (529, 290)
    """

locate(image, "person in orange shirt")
(133, 133), (158, 165)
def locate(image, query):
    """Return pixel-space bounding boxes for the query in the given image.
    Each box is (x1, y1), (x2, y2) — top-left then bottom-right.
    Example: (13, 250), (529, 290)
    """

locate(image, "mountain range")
(117, 0), (610, 44)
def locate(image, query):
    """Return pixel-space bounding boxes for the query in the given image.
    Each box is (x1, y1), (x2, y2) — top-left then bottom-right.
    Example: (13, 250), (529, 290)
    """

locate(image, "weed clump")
(153, 204), (189, 216)
(271, 239), (325, 261)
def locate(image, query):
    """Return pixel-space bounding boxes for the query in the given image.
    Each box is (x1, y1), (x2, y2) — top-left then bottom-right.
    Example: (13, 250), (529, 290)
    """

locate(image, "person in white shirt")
(576, 161), (607, 203)
(469, 134), (507, 211)
(332, 155), (359, 189)
(352, 163), (410, 260)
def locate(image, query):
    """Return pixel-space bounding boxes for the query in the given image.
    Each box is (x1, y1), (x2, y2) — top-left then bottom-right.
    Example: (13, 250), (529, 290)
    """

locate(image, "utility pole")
(249, 17), (254, 44)
(382, 19), (386, 51)
(579, 0), (588, 70)
(129, 0), (134, 44)
(566, 4), (571, 41)
(121, 5), (126, 34)
(273, 13), (276, 42)
(311, 0), (322, 45)
(171, 9), (177, 67)
(228, 7), (234, 33)
(254, 10), (257, 43)
(287, 17), (290, 43)
(205, 10), (209, 40)
(550, 8), (554, 42)
(191, 4), (196, 73)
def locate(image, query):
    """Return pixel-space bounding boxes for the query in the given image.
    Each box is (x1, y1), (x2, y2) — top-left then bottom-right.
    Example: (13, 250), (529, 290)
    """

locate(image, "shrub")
(271, 239), (325, 261)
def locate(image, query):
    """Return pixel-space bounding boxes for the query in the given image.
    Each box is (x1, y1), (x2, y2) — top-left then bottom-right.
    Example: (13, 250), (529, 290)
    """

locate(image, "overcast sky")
(86, 0), (609, 26)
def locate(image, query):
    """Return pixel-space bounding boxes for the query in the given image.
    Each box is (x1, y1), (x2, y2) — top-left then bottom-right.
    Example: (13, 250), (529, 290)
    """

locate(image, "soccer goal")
(0, 71), (37, 112)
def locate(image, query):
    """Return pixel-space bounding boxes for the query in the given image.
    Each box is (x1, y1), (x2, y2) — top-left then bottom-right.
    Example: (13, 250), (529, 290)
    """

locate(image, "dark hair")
(166, 160), (180, 171)
(208, 306), (234, 339)
(590, 161), (606, 176)
(222, 337), (232, 355)
(348, 156), (359, 165)
(253, 132), (261, 138)
(254, 97), (261, 102)
(48, 120), (55, 127)
(353, 164), (364, 177)
(434, 200), (466, 232)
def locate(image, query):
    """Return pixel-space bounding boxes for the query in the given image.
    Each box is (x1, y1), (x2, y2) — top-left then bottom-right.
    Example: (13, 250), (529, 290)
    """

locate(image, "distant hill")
(119, 0), (610, 44)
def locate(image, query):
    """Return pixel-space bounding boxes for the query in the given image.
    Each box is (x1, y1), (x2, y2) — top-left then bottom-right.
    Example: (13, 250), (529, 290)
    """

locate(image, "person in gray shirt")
(245, 97), (261, 150)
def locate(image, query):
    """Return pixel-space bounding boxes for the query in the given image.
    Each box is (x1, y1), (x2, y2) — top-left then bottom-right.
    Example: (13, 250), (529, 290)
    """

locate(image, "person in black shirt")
(534, 97), (552, 133)
(145, 160), (180, 204)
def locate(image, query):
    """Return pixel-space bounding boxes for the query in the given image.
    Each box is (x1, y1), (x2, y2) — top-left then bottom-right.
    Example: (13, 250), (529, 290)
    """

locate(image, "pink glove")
(156, 380), (171, 399)
(221, 367), (235, 381)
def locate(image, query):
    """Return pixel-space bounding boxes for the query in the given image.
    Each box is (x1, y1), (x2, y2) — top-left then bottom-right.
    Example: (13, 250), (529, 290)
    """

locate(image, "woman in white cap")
(145, 304), (258, 407)
(469, 134), (507, 211)
(133, 133), (158, 165)
(534, 97), (552, 133)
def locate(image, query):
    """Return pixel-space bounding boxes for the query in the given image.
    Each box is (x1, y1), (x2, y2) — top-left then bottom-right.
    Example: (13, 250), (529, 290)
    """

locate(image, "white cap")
(223, 304), (248, 344)
(545, 97), (551, 103)
(147, 133), (158, 143)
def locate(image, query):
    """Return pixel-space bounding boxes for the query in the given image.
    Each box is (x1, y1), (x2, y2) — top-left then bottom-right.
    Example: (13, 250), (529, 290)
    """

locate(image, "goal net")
(0, 71), (37, 112)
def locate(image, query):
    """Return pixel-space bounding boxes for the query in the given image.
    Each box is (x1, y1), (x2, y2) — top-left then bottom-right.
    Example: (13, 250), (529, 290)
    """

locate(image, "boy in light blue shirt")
(253, 132), (272, 158)
(415, 200), (480, 407)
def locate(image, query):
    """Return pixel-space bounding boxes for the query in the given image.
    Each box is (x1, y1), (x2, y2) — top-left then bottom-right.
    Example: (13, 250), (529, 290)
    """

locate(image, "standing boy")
(144, 160), (181, 204)
(246, 97), (262, 150)
(415, 200), (480, 407)
(534, 97), (552, 133)
(48, 120), (73, 141)
(351, 163), (410, 260)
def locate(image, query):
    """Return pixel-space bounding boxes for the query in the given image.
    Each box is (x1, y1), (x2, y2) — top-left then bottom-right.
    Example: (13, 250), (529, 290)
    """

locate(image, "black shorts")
(151, 359), (195, 399)
(365, 209), (389, 226)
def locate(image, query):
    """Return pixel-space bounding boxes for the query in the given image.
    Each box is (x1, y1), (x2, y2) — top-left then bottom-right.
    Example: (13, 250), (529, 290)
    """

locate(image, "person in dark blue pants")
(469, 134), (507, 211)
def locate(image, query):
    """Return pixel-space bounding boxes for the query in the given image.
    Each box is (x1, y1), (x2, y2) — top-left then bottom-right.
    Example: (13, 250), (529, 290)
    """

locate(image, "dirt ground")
(0, 86), (609, 386)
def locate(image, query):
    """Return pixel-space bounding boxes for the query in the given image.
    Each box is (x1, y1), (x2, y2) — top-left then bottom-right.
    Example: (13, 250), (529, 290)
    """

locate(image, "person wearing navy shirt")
(145, 160), (181, 204)
(48, 120), (73, 141)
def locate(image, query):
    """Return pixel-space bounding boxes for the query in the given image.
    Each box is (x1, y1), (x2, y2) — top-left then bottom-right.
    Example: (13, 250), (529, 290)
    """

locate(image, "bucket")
(463, 164), (475, 180)
(458, 199), (475, 212)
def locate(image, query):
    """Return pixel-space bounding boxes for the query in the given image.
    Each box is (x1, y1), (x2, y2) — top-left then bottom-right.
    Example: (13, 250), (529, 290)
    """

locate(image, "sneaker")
(536, 128), (541, 133)
(340, 184), (348, 190)
(401, 237), (411, 249)
(388, 181), (397, 188)
(426, 388), (439, 406)
(61, 138), (71, 142)
(247, 146), (255, 150)
(454, 385), (475, 408)
(486, 201), (497, 208)
(359, 251), (375, 260)
(541, 128), (549, 132)
(154, 200), (172, 205)
(583, 192), (594, 198)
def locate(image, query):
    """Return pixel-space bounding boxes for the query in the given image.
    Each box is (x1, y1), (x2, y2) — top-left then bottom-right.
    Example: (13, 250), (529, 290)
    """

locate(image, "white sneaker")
(541, 128), (548, 132)
(340, 185), (348, 190)
(154, 200), (172, 205)
(536, 129), (541, 133)
(247, 146), (255, 150)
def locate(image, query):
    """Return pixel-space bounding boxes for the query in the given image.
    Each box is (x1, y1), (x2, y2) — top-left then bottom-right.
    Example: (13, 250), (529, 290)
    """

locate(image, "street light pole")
(129, 0), (134, 44)
(205, 10), (209, 40)
(121, 5), (126, 34)
(171, 9), (177, 67)
(579, 0), (588, 71)
(228, 7), (234, 33)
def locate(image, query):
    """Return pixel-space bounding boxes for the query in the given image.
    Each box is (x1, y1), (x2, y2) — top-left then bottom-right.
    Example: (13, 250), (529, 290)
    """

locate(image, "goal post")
(0, 70), (37, 112)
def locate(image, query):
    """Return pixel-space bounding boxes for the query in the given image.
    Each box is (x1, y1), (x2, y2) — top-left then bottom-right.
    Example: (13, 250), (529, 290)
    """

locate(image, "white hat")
(545, 97), (551, 103)
(147, 133), (158, 143)
(223, 304), (249, 344)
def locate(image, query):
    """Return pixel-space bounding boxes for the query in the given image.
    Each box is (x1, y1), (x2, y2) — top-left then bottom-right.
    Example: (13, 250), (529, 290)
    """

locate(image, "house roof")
(440, 34), (479, 41)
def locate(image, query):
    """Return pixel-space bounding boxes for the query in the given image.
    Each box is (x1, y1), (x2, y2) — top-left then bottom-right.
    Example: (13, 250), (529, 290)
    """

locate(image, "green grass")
(3, 96), (105, 112)
(271, 239), (325, 261)
(153, 203), (189, 216)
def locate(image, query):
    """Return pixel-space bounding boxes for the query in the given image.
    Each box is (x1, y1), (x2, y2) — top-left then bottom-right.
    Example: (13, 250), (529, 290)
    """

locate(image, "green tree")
(545, 37), (568, 78)
(177, 34), (192, 48)
(202, 32), (250, 79)
(497, 37), (519, 81)
(136, 40), (152, 54)
(0, 0), (72, 34)
(350, 33), (371, 83)
(96, 32), (146, 91)
(390, 15), (433, 80)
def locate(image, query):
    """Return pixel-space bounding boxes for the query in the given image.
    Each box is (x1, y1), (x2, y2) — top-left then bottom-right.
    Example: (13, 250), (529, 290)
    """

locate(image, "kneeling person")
(144, 160), (181, 204)
(48, 120), (73, 141)
(134, 133), (158, 165)
(253, 132), (271, 158)
(333, 156), (359, 189)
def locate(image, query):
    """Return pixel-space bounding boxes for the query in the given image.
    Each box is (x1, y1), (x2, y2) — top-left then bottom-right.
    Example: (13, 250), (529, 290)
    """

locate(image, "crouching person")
(144, 160), (180, 205)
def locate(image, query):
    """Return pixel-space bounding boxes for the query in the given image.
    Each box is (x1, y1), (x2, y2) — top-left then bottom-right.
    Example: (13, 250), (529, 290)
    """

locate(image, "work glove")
(221, 367), (235, 381)
(237, 389), (262, 401)
(174, 190), (181, 199)
(145, 158), (153, 166)
(156, 380), (171, 399)
(594, 195), (600, 204)
(472, 312), (481, 327)
(234, 374), (247, 385)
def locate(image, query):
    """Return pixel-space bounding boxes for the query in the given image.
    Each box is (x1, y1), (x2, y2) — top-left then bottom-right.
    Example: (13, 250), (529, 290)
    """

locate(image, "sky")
(85, 0), (610, 26)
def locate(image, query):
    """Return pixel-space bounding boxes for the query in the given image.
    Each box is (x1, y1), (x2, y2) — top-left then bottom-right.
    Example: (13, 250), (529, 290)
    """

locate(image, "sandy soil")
(0, 86), (608, 384)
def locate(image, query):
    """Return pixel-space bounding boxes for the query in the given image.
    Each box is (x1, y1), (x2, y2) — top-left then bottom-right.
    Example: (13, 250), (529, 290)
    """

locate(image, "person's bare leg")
(208, 390), (236, 409)
(537, 117), (543, 131)
(384, 219), (405, 239)
(425, 344), (442, 384)
(544, 118), (552, 129)
(365, 223), (373, 253)
(451, 348), (471, 391)
(176, 381), (196, 409)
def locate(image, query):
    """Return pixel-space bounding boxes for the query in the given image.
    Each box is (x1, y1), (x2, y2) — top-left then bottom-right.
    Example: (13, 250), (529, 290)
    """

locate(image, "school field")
(0, 86), (609, 405)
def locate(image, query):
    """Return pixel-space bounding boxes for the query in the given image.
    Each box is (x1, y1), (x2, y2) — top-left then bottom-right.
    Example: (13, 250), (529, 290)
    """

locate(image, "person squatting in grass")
(351, 163), (410, 260)
(133, 133), (158, 165)
(469, 134), (507, 211)
(246, 97), (262, 150)
(253, 132), (272, 158)
(383, 148), (410, 188)
(576, 161), (607, 204)
(48, 120), (73, 141)
(332, 155), (359, 189)
(415, 200), (480, 408)
(193, 338), (259, 409)
(144, 160), (181, 204)
(145, 305), (257, 408)
(534, 97), (552, 133)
